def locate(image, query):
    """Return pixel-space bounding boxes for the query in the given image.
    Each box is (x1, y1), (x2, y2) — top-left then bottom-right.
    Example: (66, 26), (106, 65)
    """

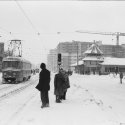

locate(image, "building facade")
(47, 41), (125, 72)
(82, 43), (104, 74)
(47, 49), (57, 72)
(100, 44), (125, 58)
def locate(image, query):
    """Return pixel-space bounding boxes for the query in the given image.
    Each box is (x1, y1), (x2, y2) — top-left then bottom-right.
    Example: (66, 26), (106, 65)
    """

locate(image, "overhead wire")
(14, 0), (48, 55)
(15, 0), (39, 34)
(0, 26), (17, 50)
(0, 25), (21, 42)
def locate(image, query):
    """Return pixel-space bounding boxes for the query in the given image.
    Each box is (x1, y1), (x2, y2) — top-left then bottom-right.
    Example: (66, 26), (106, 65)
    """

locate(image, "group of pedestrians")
(54, 68), (70, 103)
(36, 63), (70, 108)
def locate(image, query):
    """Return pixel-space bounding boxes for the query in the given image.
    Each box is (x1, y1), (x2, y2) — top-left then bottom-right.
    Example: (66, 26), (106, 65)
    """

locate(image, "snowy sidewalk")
(1, 73), (125, 125)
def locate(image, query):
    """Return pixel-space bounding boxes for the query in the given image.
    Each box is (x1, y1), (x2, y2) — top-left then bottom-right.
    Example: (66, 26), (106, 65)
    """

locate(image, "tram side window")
(25, 63), (30, 69)
(23, 62), (28, 69)
(0, 57), (2, 61)
(22, 62), (31, 69)
(3, 61), (21, 69)
(23, 62), (26, 69)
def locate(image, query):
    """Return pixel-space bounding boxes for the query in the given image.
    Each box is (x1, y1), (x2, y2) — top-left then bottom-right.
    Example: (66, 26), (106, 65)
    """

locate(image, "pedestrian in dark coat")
(119, 72), (123, 84)
(36, 63), (50, 108)
(54, 69), (65, 103)
(60, 71), (70, 100)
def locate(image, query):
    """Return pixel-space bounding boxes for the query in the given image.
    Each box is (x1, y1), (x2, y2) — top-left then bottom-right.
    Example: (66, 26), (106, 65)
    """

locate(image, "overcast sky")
(0, 1), (125, 64)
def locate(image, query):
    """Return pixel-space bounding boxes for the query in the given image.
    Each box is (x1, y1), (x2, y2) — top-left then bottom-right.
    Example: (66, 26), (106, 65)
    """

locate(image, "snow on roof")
(3, 56), (31, 63)
(84, 43), (103, 55)
(100, 57), (125, 66)
(70, 60), (83, 66)
(82, 56), (104, 61)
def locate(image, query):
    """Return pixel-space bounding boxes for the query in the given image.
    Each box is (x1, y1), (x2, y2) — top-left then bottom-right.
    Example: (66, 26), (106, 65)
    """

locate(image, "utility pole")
(57, 32), (61, 72)
(76, 41), (79, 73)
(77, 42), (78, 67)
(116, 32), (119, 46)
(72, 40), (79, 73)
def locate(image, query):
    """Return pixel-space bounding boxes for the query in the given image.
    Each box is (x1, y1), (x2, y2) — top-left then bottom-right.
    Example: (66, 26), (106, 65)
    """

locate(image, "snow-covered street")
(0, 73), (125, 125)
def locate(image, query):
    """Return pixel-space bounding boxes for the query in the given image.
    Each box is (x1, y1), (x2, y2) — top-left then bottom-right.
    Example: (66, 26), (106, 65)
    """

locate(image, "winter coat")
(54, 73), (65, 96)
(63, 73), (70, 91)
(36, 69), (50, 91)
(120, 72), (123, 79)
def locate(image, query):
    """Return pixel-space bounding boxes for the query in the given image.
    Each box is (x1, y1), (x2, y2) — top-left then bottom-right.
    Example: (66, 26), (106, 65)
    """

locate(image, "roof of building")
(100, 57), (125, 66)
(82, 56), (104, 61)
(2, 56), (31, 63)
(71, 57), (125, 67)
(84, 43), (103, 55)
(70, 60), (83, 66)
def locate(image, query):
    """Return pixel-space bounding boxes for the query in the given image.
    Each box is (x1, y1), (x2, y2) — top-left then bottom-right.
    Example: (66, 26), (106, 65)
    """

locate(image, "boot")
(56, 96), (61, 103)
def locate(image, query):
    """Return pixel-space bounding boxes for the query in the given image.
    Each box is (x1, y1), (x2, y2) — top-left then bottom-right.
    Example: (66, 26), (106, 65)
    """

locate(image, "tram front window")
(3, 61), (21, 69)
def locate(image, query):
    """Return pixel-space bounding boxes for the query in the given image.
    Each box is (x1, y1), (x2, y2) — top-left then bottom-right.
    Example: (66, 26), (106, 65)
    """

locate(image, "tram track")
(4, 93), (37, 125)
(0, 78), (38, 102)
(0, 84), (14, 91)
(0, 78), (33, 91)
(0, 80), (31, 93)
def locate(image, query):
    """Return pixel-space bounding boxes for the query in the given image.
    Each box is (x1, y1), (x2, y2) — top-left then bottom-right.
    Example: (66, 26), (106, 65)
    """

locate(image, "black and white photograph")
(0, 0), (125, 125)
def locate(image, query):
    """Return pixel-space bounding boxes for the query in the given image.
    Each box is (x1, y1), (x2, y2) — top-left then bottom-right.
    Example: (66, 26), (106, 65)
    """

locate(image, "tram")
(2, 56), (32, 83)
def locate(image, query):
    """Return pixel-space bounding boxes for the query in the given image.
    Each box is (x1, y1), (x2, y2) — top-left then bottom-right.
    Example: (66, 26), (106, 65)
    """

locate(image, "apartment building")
(47, 41), (125, 72)
(47, 49), (57, 72)
(100, 44), (125, 58)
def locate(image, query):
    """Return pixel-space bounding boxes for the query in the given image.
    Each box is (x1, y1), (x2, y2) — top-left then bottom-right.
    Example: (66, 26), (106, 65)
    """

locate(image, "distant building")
(100, 44), (125, 58)
(0, 43), (4, 72)
(47, 40), (125, 72)
(56, 41), (92, 71)
(47, 49), (57, 72)
(82, 43), (104, 74)
(100, 57), (125, 74)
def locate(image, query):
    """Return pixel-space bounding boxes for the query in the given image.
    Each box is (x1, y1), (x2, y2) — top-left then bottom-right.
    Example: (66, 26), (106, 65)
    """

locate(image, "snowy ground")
(0, 73), (125, 125)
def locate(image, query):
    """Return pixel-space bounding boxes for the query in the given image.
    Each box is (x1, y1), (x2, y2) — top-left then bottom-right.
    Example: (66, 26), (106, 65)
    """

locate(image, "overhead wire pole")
(77, 42), (79, 73)
(72, 40), (79, 73)
(57, 32), (61, 71)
